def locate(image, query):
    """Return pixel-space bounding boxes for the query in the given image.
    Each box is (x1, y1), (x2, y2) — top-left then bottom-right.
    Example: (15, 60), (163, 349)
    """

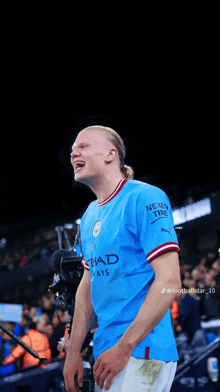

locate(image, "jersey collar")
(98, 179), (128, 207)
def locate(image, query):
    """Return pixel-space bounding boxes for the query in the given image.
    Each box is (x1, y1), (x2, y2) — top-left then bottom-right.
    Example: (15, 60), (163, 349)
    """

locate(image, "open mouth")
(73, 161), (86, 173)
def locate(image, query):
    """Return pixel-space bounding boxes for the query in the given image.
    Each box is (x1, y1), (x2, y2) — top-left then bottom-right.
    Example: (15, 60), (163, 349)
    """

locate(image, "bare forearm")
(67, 280), (96, 355)
(118, 279), (180, 352)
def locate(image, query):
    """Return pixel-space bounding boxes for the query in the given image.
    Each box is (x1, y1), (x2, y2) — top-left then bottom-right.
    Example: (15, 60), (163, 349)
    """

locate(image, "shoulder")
(125, 180), (169, 204)
(22, 333), (30, 343)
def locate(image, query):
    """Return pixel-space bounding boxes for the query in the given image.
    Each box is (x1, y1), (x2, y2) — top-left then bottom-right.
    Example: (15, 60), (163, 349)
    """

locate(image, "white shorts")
(95, 357), (177, 392)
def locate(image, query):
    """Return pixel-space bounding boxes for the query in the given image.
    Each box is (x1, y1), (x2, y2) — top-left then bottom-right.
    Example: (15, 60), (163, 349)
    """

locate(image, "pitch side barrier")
(1, 339), (219, 391)
(171, 337), (220, 391)
(0, 357), (95, 392)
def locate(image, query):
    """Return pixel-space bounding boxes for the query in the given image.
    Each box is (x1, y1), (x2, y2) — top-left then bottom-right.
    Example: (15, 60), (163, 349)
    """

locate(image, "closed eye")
(71, 143), (89, 154)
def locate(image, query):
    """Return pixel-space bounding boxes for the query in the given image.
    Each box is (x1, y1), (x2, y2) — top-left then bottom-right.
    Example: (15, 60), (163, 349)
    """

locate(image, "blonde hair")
(84, 125), (134, 180)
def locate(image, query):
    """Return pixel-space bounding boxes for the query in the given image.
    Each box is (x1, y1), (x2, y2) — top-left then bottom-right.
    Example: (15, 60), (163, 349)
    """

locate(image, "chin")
(75, 171), (99, 188)
(74, 172), (91, 185)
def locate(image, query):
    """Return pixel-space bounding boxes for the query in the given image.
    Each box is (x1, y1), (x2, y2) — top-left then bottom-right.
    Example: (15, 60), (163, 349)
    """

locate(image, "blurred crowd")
(0, 236), (57, 272)
(0, 228), (77, 272)
(171, 251), (220, 361)
(0, 292), (70, 375)
(1, 249), (220, 376)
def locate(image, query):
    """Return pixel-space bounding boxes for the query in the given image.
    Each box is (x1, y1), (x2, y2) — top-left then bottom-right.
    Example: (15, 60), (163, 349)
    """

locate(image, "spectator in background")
(201, 268), (220, 320)
(212, 257), (220, 284)
(41, 293), (57, 322)
(179, 279), (202, 344)
(178, 278), (208, 356)
(180, 261), (192, 276)
(29, 304), (42, 320)
(36, 317), (48, 334)
(20, 249), (28, 267)
(12, 305), (32, 341)
(14, 251), (22, 268)
(1, 253), (13, 271)
(191, 263), (208, 283)
(14, 315), (32, 338)
(3, 320), (51, 369)
(22, 303), (31, 316)
(0, 322), (17, 376)
(171, 300), (179, 332)
(52, 309), (66, 350)
(41, 307), (67, 359)
(57, 326), (70, 358)
(45, 323), (59, 358)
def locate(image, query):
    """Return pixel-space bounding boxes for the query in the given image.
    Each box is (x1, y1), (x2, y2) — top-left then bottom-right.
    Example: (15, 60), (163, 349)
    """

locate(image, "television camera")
(50, 223), (95, 391)
(49, 223), (84, 318)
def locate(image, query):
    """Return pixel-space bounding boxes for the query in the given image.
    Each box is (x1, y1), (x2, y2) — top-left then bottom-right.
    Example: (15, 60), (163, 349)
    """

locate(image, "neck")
(89, 171), (125, 203)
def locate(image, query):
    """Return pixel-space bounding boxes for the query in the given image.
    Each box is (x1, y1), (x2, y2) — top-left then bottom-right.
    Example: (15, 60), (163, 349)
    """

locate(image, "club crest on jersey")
(93, 221), (101, 237)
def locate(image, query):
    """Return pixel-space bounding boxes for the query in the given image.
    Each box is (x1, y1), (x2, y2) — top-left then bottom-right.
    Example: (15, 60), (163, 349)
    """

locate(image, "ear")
(105, 148), (118, 163)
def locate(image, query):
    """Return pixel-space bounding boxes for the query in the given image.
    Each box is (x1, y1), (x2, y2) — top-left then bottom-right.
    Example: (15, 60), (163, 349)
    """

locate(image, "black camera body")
(60, 255), (84, 284)
(50, 226), (96, 391)
(50, 254), (84, 314)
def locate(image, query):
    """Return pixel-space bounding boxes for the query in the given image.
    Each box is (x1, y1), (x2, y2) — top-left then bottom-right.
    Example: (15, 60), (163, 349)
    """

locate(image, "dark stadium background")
(0, 114), (220, 391)
(1, 114), (219, 236)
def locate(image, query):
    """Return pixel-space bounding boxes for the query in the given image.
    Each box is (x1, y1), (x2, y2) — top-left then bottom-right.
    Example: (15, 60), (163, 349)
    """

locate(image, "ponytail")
(121, 164), (134, 180)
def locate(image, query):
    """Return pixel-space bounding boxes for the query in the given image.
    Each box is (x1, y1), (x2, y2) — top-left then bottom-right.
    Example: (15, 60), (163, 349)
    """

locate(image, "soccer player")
(63, 126), (181, 392)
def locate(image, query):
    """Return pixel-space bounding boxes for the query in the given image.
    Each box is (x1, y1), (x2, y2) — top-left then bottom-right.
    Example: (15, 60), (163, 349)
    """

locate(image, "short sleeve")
(81, 257), (90, 271)
(136, 186), (180, 263)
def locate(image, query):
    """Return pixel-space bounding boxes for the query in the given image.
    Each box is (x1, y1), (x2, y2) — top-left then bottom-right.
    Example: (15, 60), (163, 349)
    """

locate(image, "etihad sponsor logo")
(87, 254), (119, 278)
(87, 254), (119, 268)
(90, 269), (110, 278)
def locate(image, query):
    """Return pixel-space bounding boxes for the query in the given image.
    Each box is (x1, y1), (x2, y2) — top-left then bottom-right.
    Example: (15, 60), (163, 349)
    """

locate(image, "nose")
(70, 147), (80, 162)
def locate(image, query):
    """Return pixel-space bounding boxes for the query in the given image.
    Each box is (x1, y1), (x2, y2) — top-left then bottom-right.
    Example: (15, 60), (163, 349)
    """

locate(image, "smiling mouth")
(73, 162), (86, 173)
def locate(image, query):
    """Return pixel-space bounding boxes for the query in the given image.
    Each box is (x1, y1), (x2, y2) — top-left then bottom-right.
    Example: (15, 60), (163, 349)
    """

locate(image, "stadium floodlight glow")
(172, 198), (212, 226)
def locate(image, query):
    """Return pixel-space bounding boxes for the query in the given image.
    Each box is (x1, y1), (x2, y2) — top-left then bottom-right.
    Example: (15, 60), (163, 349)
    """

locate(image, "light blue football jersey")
(81, 179), (180, 361)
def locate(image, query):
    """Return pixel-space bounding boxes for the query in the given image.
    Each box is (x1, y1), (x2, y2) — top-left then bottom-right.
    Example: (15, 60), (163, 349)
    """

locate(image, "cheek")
(87, 153), (105, 170)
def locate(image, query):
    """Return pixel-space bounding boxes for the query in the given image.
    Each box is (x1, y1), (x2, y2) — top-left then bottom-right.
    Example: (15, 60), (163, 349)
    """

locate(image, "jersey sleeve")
(81, 257), (90, 271)
(76, 243), (90, 271)
(136, 186), (180, 263)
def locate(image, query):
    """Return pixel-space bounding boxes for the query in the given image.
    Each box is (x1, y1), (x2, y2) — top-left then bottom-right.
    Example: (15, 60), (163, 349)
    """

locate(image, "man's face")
(70, 129), (114, 184)
(1, 323), (14, 342)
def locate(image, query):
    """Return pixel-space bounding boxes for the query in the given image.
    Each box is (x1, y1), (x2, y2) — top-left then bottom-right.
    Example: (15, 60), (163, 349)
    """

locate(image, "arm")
(63, 268), (96, 392)
(67, 268), (96, 353)
(94, 188), (181, 390)
(117, 251), (181, 352)
(94, 251), (181, 390)
(3, 335), (28, 365)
